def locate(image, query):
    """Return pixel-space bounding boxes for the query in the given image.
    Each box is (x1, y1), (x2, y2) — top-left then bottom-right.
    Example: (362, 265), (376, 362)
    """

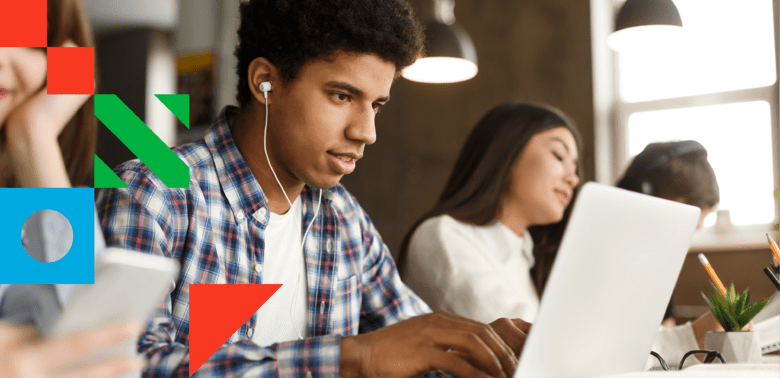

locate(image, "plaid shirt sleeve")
(327, 187), (432, 332)
(329, 188), (453, 378)
(96, 163), (343, 378)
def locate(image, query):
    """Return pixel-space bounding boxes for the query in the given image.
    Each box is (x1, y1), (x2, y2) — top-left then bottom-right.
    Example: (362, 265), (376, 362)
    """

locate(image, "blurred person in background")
(0, 1), (143, 377)
(0, 0), (96, 188)
(616, 140), (744, 369)
(398, 102), (582, 324)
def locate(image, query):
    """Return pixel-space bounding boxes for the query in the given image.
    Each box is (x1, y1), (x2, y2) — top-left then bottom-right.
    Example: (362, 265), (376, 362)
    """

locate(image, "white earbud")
(259, 81), (272, 99)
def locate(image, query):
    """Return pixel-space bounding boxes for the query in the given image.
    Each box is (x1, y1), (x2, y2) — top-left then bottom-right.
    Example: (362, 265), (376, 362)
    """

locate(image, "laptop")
(515, 182), (701, 377)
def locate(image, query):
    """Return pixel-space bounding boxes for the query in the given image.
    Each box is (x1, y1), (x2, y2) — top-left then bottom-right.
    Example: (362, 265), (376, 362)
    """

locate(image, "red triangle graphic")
(189, 284), (282, 376)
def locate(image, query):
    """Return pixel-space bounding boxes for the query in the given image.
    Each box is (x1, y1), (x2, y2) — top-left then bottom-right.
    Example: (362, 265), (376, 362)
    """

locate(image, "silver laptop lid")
(515, 182), (700, 378)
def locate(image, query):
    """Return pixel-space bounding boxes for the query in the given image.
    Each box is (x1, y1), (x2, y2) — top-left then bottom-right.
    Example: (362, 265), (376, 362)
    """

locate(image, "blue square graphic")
(0, 188), (95, 284)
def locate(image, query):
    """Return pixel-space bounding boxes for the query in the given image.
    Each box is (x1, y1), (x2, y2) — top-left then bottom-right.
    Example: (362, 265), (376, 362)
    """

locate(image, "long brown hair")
(397, 102), (582, 297)
(0, 0), (96, 187)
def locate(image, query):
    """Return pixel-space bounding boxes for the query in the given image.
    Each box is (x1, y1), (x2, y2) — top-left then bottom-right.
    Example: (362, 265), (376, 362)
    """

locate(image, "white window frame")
(591, 0), (780, 251)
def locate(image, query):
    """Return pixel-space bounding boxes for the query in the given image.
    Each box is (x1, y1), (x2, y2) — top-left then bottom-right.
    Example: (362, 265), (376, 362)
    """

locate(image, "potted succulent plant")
(701, 282), (771, 363)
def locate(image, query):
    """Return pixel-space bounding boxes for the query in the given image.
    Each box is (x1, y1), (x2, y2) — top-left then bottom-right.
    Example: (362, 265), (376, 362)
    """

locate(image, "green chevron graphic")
(155, 94), (190, 128)
(94, 94), (191, 188)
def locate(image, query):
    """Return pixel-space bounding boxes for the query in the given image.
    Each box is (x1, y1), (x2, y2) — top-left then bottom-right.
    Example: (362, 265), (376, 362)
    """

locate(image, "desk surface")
(606, 356), (780, 378)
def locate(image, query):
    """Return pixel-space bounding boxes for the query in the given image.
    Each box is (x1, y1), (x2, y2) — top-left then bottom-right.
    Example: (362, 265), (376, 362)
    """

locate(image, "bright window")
(618, 0), (776, 102)
(627, 101), (775, 226)
(614, 0), (779, 238)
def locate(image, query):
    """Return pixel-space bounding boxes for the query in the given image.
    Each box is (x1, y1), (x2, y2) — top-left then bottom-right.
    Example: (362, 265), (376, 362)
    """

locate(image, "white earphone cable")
(263, 97), (293, 208)
(262, 89), (321, 340)
(290, 188), (322, 339)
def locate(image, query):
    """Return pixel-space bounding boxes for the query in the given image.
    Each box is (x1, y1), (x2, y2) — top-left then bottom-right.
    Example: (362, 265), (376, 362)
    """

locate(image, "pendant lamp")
(401, 0), (478, 83)
(608, 0), (684, 51)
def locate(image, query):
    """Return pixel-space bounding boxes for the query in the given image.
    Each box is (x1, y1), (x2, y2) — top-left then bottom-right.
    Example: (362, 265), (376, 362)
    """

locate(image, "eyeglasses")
(649, 350), (726, 371)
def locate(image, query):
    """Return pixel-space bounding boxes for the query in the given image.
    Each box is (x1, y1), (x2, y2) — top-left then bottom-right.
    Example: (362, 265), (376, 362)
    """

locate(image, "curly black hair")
(234, 0), (424, 108)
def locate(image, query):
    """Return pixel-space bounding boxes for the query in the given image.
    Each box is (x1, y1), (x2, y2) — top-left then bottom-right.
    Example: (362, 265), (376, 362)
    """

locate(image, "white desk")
(606, 356), (780, 378)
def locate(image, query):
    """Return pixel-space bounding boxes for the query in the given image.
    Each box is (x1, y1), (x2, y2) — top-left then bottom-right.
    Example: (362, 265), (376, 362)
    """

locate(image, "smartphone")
(46, 247), (179, 375)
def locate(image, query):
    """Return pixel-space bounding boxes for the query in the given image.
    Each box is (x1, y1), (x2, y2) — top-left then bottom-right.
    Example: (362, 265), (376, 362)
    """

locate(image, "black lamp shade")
(401, 19), (479, 83)
(424, 21), (477, 65)
(615, 0), (683, 32)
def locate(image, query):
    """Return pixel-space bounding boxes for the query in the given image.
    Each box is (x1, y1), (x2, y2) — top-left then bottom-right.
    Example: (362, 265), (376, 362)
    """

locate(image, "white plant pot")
(704, 331), (763, 364)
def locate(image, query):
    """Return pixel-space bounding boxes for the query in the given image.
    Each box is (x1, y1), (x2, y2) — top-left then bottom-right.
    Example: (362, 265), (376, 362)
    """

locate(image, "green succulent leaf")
(703, 282), (771, 331)
(702, 291), (718, 318)
(703, 292), (727, 330)
(702, 291), (716, 312)
(726, 283), (737, 306)
(705, 286), (738, 331)
(736, 297), (771, 327)
(702, 292), (712, 308)
(735, 290), (748, 315)
(708, 285), (741, 331)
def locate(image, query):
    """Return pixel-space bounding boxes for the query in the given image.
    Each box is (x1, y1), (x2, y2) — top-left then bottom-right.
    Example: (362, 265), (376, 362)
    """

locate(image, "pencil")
(698, 253), (727, 296)
(767, 234), (780, 267)
(764, 267), (780, 291)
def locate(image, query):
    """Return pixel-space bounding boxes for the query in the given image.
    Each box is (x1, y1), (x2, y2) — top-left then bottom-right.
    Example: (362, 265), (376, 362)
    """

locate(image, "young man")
(97, 1), (529, 377)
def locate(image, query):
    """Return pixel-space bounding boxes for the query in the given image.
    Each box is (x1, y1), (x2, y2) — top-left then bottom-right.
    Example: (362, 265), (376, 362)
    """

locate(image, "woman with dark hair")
(0, 1), (142, 377)
(0, 0), (97, 187)
(397, 102), (581, 323)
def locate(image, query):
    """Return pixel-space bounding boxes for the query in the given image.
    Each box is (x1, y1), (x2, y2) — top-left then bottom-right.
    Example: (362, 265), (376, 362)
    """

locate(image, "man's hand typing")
(340, 310), (529, 378)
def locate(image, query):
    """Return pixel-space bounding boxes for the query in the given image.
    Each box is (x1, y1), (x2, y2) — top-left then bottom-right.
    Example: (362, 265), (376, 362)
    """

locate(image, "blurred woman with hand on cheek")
(0, 1), (142, 377)
(0, 0), (96, 188)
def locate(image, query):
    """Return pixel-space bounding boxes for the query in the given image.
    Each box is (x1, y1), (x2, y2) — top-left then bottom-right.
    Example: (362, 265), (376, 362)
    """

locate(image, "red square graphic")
(0, 0), (47, 47)
(47, 47), (95, 95)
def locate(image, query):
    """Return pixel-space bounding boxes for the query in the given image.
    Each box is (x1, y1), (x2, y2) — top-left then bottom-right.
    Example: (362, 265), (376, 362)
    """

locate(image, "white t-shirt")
(252, 196), (309, 345)
(402, 214), (539, 323)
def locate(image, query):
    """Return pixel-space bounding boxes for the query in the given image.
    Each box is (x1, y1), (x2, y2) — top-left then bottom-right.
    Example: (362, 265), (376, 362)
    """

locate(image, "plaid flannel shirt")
(96, 106), (433, 377)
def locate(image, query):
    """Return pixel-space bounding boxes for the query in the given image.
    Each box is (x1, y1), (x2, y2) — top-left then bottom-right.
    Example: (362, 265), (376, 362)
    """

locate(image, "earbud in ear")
(259, 81), (272, 100)
(259, 81), (272, 93)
